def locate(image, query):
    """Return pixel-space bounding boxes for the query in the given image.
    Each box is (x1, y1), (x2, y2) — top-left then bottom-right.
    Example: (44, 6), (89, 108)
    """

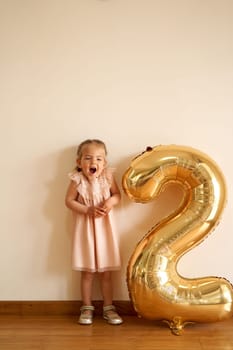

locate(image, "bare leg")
(98, 271), (113, 306)
(78, 271), (95, 324)
(81, 271), (94, 306)
(99, 271), (123, 325)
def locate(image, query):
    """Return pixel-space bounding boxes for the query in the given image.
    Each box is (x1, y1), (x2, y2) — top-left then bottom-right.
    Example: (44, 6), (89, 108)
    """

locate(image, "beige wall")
(0, 0), (233, 300)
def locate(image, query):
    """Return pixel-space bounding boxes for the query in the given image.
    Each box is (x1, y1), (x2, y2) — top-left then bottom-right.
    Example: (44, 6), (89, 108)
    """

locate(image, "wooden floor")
(0, 315), (233, 350)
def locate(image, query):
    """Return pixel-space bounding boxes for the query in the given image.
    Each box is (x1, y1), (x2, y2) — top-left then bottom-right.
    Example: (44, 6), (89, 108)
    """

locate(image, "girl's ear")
(76, 158), (82, 172)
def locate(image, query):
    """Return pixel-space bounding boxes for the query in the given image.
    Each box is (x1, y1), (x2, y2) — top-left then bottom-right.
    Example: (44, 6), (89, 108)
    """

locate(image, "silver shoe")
(78, 305), (95, 325)
(103, 305), (123, 325)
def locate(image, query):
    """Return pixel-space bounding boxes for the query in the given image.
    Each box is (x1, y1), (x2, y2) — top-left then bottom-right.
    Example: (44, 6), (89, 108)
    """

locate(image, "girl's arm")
(65, 181), (106, 217)
(65, 181), (89, 214)
(102, 176), (121, 213)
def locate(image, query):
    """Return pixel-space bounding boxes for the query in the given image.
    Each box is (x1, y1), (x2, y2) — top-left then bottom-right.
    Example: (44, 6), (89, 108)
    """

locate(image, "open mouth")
(90, 167), (97, 174)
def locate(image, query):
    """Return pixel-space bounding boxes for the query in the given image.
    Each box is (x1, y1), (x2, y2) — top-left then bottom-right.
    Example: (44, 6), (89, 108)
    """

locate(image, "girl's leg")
(99, 271), (113, 306)
(79, 271), (95, 325)
(81, 271), (94, 306)
(99, 271), (123, 325)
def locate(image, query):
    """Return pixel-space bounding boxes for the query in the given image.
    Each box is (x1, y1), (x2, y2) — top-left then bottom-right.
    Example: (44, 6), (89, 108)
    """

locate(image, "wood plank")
(0, 315), (232, 350)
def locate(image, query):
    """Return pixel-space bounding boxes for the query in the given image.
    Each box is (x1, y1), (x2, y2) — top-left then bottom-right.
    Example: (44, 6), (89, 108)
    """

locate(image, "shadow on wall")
(42, 146), (80, 299)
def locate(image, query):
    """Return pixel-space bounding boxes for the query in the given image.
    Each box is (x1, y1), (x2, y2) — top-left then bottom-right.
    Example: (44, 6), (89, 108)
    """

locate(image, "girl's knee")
(99, 271), (111, 281)
(82, 271), (95, 282)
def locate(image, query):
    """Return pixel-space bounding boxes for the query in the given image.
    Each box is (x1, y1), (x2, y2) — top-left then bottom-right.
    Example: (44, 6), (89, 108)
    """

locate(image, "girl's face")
(77, 143), (106, 180)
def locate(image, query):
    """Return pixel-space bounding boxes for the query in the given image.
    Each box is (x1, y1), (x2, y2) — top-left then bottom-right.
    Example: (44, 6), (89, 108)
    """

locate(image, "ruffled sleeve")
(68, 170), (81, 185)
(68, 170), (91, 203)
(104, 167), (115, 186)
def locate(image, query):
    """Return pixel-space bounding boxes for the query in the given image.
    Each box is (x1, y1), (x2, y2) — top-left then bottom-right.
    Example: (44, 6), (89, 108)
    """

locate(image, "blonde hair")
(77, 139), (107, 159)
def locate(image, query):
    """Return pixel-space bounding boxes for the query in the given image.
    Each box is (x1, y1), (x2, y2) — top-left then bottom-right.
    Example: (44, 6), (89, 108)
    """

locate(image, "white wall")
(0, 0), (232, 301)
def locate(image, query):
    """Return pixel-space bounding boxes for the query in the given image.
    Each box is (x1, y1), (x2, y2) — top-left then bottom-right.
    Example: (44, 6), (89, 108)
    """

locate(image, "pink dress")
(68, 168), (121, 273)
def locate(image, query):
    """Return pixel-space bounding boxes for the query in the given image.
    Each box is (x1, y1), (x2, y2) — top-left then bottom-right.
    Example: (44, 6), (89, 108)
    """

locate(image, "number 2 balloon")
(122, 145), (233, 335)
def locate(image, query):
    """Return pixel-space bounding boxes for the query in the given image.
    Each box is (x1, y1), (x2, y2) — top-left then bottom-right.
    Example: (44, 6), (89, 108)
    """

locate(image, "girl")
(65, 139), (123, 325)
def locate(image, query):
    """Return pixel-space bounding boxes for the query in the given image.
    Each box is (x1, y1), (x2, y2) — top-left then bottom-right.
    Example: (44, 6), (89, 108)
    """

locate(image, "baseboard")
(0, 300), (136, 316)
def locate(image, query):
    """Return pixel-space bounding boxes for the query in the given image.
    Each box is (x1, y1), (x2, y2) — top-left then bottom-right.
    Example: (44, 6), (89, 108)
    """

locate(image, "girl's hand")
(87, 205), (106, 218)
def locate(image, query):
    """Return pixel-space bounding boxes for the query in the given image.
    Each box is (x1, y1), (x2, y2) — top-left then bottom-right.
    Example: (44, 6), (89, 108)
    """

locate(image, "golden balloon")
(122, 145), (233, 335)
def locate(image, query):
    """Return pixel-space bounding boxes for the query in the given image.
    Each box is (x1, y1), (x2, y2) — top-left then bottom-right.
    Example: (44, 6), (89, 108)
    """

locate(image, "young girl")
(65, 139), (123, 325)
